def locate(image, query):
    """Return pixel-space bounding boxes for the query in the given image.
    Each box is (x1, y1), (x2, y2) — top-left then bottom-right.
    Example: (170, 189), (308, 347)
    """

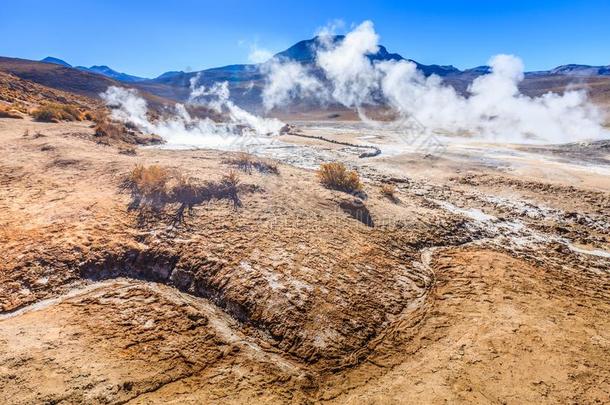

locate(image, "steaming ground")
(212, 119), (610, 184)
(262, 21), (606, 144)
(100, 20), (607, 153)
(0, 116), (609, 404)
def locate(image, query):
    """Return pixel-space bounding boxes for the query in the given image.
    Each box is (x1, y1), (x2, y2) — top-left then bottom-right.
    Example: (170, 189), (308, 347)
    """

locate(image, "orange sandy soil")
(0, 118), (608, 404)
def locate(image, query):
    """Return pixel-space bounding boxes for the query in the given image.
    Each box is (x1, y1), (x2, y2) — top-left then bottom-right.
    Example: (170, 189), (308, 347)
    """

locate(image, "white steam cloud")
(247, 44), (274, 64)
(317, 20), (380, 107)
(101, 76), (283, 148)
(189, 74), (284, 135)
(262, 21), (604, 143)
(261, 59), (327, 111)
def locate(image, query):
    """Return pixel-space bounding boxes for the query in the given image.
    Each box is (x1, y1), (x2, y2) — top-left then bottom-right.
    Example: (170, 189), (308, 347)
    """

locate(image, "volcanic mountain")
(4, 36), (610, 112)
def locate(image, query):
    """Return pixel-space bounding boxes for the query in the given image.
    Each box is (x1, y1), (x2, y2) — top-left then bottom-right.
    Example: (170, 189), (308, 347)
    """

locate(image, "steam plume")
(262, 21), (604, 143)
(101, 77), (283, 148)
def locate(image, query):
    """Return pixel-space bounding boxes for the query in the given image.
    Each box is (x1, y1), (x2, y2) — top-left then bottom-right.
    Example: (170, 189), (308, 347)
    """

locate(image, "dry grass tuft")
(119, 147), (137, 156)
(31, 103), (82, 122)
(222, 170), (241, 188)
(0, 105), (23, 119)
(126, 164), (171, 204)
(317, 162), (363, 193)
(124, 165), (247, 222)
(92, 111), (128, 142)
(380, 183), (398, 200)
(224, 153), (279, 175)
(11, 103), (29, 114)
(95, 119), (125, 139)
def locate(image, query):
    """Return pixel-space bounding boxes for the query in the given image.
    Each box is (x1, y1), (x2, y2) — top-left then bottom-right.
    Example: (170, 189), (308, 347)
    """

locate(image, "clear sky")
(1, 0), (609, 78)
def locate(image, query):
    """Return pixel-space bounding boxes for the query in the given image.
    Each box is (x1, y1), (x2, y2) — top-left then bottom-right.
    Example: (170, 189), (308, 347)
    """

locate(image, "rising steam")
(100, 77), (283, 148)
(102, 20), (605, 147)
(262, 21), (604, 143)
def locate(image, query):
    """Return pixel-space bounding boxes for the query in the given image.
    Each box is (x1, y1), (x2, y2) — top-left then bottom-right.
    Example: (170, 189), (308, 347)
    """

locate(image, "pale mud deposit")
(0, 117), (609, 404)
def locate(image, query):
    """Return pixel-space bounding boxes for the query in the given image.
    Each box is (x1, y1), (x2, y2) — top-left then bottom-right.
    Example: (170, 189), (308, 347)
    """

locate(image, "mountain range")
(0, 36), (607, 113)
(41, 57), (146, 82)
(40, 37), (610, 84)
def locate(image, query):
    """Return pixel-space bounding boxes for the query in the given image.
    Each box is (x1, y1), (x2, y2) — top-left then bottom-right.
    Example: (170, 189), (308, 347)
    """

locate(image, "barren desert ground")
(0, 116), (608, 404)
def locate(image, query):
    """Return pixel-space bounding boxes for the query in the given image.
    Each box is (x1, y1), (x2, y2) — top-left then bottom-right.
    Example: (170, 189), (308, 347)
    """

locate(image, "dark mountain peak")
(76, 65), (146, 82)
(271, 36), (462, 77)
(464, 65), (492, 74)
(272, 37), (324, 63)
(405, 59), (461, 76)
(89, 65), (112, 71)
(273, 35), (403, 64)
(155, 71), (185, 80)
(371, 44), (403, 62)
(41, 57), (71, 67)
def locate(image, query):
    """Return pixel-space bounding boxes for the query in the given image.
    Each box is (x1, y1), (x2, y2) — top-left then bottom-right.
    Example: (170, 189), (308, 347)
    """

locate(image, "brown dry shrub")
(226, 152), (253, 171)
(222, 170), (241, 188)
(380, 183), (397, 199)
(12, 103), (29, 114)
(317, 162), (362, 193)
(92, 112), (139, 144)
(94, 119), (124, 139)
(224, 152), (279, 175)
(127, 164), (171, 200)
(31, 103), (82, 122)
(125, 165), (245, 220)
(0, 106), (22, 119)
(119, 147), (137, 156)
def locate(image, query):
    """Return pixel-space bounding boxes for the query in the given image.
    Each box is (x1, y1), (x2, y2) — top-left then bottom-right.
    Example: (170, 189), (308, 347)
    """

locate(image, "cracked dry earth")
(0, 118), (609, 404)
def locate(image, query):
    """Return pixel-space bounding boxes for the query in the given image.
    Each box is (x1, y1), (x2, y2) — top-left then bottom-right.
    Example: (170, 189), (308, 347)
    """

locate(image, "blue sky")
(1, 0), (609, 78)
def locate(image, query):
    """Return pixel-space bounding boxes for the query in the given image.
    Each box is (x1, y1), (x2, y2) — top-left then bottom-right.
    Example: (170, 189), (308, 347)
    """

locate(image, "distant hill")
(0, 57), (171, 109)
(41, 56), (72, 67)
(40, 57), (146, 82)
(155, 71), (185, 80)
(543, 64), (610, 76)
(0, 70), (98, 109)
(75, 65), (146, 82)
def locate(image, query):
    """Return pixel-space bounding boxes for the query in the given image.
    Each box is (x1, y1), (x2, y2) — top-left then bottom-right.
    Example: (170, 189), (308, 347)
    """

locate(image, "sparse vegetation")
(0, 105), (23, 119)
(31, 103), (82, 122)
(221, 170), (241, 189)
(83, 111), (95, 121)
(92, 112), (162, 145)
(124, 165), (247, 221)
(9, 102), (29, 115)
(119, 147), (137, 156)
(224, 153), (279, 175)
(95, 118), (126, 139)
(317, 162), (363, 193)
(128, 164), (171, 197)
(380, 183), (398, 201)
